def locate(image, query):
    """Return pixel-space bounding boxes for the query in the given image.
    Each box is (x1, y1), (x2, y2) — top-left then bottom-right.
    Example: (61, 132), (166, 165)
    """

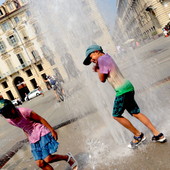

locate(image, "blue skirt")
(30, 133), (59, 160)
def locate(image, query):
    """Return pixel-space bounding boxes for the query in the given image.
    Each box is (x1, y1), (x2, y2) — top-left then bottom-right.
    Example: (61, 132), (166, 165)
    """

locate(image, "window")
(1, 22), (11, 32)
(6, 90), (14, 100)
(2, 81), (8, 88)
(6, 59), (15, 71)
(8, 35), (18, 46)
(26, 10), (31, 17)
(14, 0), (20, 8)
(41, 45), (50, 56)
(0, 41), (6, 53)
(14, 16), (19, 23)
(31, 50), (40, 60)
(31, 50), (36, 58)
(37, 64), (43, 71)
(8, 3), (14, 10)
(30, 78), (37, 88)
(32, 23), (41, 34)
(17, 54), (24, 65)
(26, 69), (32, 77)
(0, 9), (3, 16)
(9, 35), (17, 44)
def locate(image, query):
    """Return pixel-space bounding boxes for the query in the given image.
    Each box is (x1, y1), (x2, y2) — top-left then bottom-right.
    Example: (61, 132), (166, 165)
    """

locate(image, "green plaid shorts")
(112, 91), (140, 117)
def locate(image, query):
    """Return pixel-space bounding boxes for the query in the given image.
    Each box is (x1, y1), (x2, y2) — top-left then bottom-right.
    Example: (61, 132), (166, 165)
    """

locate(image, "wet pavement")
(1, 76), (170, 170)
(1, 100), (170, 170)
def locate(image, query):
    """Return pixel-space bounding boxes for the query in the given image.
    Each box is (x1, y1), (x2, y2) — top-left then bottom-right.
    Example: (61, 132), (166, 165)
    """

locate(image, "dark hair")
(0, 99), (15, 115)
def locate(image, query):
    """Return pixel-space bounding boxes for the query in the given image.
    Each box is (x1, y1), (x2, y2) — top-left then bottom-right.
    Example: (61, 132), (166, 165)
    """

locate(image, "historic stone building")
(115, 0), (170, 43)
(0, 0), (58, 101)
(0, 0), (116, 101)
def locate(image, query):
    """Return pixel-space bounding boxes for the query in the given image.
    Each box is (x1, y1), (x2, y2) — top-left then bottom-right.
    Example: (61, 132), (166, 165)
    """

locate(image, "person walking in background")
(44, 75), (59, 100)
(163, 28), (169, 37)
(37, 86), (44, 96)
(0, 99), (78, 170)
(83, 44), (167, 148)
(45, 75), (64, 102)
(25, 93), (29, 101)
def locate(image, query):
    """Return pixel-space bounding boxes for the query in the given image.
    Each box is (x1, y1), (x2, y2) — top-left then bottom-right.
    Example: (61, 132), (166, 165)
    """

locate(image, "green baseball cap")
(83, 45), (103, 65)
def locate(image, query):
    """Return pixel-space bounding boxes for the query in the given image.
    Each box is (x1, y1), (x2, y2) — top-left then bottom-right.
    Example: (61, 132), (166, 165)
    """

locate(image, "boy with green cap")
(83, 44), (166, 148)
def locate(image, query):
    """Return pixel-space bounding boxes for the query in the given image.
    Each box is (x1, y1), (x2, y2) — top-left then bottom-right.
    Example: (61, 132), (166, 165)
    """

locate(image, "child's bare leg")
(133, 113), (160, 136)
(113, 116), (141, 136)
(54, 91), (60, 101)
(62, 88), (65, 95)
(36, 160), (53, 170)
(44, 154), (77, 169)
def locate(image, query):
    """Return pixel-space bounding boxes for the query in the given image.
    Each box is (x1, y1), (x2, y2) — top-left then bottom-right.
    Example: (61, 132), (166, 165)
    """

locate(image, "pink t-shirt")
(98, 54), (134, 96)
(98, 53), (125, 89)
(6, 108), (50, 143)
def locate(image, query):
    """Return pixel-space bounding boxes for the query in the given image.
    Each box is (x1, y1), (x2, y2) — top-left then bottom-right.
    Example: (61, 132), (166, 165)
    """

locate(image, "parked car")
(25, 88), (41, 101)
(11, 98), (22, 106)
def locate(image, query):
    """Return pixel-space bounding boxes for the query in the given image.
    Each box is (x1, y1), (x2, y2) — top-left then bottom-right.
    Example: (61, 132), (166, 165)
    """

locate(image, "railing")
(32, 56), (41, 63)
(0, 56), (42, 80)
(0, 61), (31, 80)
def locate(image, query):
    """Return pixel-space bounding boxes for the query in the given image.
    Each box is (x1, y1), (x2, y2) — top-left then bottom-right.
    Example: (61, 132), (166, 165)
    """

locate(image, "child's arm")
(93, 64), (108, 82)
(30, 111), (58, 140)
(23, 131), (29, 138)
(97, 70), (108, 82)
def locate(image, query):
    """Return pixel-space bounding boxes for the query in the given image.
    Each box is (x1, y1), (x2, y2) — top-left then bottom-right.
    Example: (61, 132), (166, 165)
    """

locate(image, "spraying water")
(28, 0), (170, 169)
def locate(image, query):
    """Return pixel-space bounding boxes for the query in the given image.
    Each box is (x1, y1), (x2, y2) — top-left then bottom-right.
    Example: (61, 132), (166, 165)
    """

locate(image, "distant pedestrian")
(37, 86), (44, 96)
(83, 44), (167, 148)
(45, 75), (64, 102)
(25, 93), (29, 101)
(136, 41), (140, 47)
(0, 99), (78, 170)
(16, 97), (22, 105)
(163, 28), (168, 37)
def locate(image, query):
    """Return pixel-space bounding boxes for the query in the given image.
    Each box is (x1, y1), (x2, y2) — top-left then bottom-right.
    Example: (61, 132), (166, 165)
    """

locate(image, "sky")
(0, 0), (117, 31)
(95, 0), (117, 32)
(0, 0), (4, 5)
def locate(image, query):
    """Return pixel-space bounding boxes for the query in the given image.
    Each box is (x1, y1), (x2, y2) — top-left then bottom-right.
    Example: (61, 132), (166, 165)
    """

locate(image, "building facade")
(29, 0), (116, 82)
(0, 0), (116, 101)
(115, 0), (170, 43)
(0, 0), (58, 101)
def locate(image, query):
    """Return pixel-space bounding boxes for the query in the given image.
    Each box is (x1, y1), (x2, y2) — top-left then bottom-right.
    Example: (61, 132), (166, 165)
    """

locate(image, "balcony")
(32, 56), (41, 63)
(0, 61), (32, 80)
